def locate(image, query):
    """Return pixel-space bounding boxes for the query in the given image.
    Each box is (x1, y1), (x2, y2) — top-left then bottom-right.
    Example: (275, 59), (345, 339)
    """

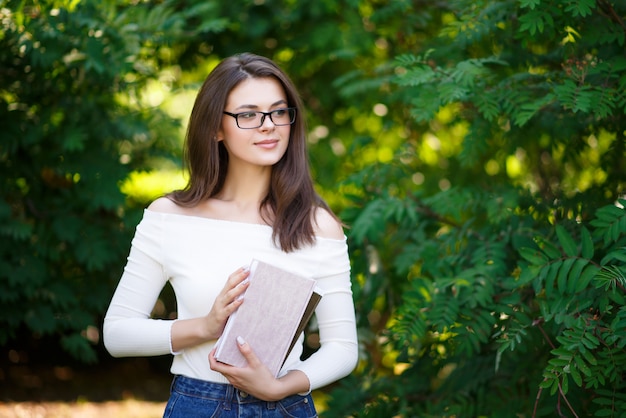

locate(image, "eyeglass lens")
(236, 108), (296, 128)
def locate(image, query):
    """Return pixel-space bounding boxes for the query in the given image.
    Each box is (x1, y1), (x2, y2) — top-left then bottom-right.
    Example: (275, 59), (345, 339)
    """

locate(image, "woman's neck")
(221, 164), (271, 203)
(207, 165), (272, 224)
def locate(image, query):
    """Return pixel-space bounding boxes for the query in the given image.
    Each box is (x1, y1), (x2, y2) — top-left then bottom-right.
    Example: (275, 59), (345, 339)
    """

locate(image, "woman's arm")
(292, 207), (358, 389)
(103, 213), (174, 357)
(104, 199), (250, 356)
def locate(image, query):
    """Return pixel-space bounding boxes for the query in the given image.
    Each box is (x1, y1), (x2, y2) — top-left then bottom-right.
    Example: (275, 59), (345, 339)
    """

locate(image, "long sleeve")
(290, 241), (359, 391)
(103, 215), (174, 357)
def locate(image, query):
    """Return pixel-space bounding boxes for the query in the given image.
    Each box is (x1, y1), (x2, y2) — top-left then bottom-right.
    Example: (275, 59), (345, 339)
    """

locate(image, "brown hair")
(169, 53), (333, 252)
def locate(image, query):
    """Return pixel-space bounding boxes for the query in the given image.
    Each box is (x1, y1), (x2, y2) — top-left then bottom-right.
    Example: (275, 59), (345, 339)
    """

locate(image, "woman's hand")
(202, 267), (250, 340)
(171, 267), (249, 352)
(209, 338), (309, 401)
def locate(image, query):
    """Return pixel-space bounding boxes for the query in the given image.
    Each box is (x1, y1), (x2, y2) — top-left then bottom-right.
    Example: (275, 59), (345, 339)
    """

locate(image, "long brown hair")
(169, 53), (333, 252)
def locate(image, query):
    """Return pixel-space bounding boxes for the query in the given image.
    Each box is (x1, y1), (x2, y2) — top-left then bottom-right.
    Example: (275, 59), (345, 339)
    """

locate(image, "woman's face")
(218, 77), (291, 169)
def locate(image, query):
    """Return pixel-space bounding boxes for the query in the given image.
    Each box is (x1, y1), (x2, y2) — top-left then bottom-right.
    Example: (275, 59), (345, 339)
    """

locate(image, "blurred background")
(1, 0), (626, 416)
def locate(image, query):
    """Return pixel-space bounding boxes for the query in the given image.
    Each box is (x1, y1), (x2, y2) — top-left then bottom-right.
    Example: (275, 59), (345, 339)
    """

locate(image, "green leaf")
(595, 408), (617, 417)
(573, 86), (595, 113)
(536, 237), (561, 260)
(574, 355), (592, 377)
(545, 262), (561, 297)
(556, 225), (578, 257)
(600, 248), (626, 266)
(539, 377), (553, 389)
(438, 82), (470, 103)
(519, 10), (547, 35)
(519, 0), (541, 9)
(520, 247), (548, 265)
(513, 94), (554, 127)
(570, 364), (583, 386)
(396, 64), (436, 87)
(551, 347), (573, 359)
(567, 258), (588, 293)
(565, 0), (596, 17)
(582, 333), (600, 350)
(474, 92), (500, 121)
(581, 349), (598, 366)
(561, 373), (569, 394)
(608, 290), (625, 306)
(351, 199), (387, 244)
(557, 258), (575, 294)
(549, 357), (570, 367)
(577, 264), (600, 292)
(518, 264), (540, 284)
(580, 227), (594, 259)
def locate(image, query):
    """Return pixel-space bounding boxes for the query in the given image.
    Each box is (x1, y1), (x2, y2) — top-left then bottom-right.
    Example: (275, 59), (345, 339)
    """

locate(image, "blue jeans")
(163, 375), (318, 418)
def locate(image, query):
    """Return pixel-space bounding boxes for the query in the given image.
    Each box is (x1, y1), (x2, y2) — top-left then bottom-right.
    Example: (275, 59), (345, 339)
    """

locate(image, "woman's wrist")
(268, 370), (310, 400)
(199, 317), (218, 341)
(171, 317), (218, 352)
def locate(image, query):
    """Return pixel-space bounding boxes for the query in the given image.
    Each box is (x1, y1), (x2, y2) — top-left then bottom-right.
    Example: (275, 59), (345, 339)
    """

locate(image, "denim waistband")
(171, 375), (275, 406)
(168, 375), (317, 417)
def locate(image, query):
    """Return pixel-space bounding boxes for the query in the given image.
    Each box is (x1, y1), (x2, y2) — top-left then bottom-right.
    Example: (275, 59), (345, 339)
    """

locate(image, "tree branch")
(597, 0), (626, 32)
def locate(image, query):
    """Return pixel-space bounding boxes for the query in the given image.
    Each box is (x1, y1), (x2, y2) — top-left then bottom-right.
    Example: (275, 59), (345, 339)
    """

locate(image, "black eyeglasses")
(223, 107), (297, 129)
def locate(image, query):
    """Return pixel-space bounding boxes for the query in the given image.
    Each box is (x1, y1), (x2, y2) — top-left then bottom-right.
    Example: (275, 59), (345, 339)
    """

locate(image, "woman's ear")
(216, 128), (224, 142)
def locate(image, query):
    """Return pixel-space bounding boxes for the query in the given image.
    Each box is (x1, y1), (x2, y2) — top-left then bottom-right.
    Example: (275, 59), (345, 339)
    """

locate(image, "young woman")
(103, 53), (358, 417)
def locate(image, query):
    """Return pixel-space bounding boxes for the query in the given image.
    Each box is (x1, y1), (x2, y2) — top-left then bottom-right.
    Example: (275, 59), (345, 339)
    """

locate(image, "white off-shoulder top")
(103, 209), (358, 391)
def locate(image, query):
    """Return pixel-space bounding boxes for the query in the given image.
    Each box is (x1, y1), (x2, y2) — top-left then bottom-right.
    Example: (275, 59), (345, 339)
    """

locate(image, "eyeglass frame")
(223, 107), (297, 129)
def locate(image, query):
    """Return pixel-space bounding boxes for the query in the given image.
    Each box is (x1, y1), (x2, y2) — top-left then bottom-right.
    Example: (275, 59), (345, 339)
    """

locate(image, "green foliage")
(325, 0), (626, 416)
(0, 0), (224, 361)
(332, 188), (626, 417)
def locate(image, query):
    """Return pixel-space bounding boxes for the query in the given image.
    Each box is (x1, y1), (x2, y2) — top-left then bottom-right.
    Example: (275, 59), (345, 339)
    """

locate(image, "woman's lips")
(254, 139), (279, 148)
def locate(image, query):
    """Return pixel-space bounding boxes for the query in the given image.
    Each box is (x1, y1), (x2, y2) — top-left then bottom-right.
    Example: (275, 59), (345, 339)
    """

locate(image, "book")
(214, 259), (322, 377)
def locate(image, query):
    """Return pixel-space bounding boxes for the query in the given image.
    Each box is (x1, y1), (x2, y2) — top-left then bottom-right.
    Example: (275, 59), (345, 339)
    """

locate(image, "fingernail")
(237, 336), (246, 346)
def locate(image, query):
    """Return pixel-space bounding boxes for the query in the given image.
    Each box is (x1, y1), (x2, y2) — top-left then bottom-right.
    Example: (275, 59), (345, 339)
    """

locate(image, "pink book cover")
(214, 259), (321, 377)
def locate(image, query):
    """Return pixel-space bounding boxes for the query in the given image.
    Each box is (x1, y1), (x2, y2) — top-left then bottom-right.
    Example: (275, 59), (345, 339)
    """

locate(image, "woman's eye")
(273, 109), (287, 116)
(239, 112), (258, 119)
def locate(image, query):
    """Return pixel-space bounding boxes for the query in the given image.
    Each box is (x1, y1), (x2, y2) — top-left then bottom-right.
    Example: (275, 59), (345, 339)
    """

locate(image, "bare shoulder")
(147, 197), (185, 214)
(313, 207), (345, 240)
